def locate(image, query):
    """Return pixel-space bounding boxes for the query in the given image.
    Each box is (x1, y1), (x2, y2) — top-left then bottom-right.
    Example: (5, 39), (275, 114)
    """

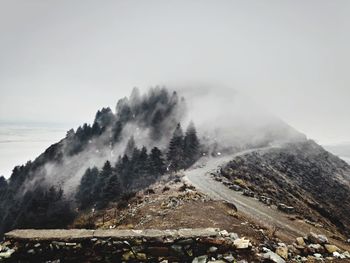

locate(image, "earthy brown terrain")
(70, 169), (350, 262)
(219, 140), (350, 235)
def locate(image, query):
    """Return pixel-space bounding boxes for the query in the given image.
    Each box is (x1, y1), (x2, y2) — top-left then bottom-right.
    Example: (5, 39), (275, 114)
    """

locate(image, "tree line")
(0, 88), (196, 236)
(76, 122), (200, 210)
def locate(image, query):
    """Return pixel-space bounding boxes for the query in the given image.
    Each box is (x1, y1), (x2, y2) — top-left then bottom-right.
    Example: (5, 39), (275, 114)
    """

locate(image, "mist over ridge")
(3, 86), (306, 198)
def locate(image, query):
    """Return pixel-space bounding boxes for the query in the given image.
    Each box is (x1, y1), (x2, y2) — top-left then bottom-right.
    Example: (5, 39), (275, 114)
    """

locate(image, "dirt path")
(184, 149), (348, 244)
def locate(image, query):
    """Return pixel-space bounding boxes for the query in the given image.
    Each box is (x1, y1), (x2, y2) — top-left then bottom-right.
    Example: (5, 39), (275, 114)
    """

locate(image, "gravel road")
(184, 149), (307, 238)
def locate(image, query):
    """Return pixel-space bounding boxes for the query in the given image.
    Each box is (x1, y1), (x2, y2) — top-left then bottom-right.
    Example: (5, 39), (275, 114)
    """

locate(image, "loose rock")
(324, 244), (340, 254)
(263, 251), (286, 263)
(275, 246), (288, 260)
(233, 238), (251, 249)
(296, 237), (306, 246)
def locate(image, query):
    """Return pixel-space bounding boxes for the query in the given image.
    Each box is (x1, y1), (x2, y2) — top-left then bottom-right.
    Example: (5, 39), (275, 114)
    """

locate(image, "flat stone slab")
(5, 229), (95, 241)
(4, 228), (220, 242)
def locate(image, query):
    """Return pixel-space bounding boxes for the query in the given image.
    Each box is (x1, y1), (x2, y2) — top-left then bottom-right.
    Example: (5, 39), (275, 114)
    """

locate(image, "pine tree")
(183, 121), (200, 168)
(124, 136), (136, 158)
(99, 170), (121, 207)
(94, 161), (113, 208)
(76, 167), (99, 209)
(138, 146), (149, 177)
(119, 154), (131, 187)
(91, 122), (101, 136)
(167, 123), (185, 171)
(94, 107), (114, 129)
(111, 120), (123, 143)
(149, 147), (165, 177)
(0, 176), (7, 198)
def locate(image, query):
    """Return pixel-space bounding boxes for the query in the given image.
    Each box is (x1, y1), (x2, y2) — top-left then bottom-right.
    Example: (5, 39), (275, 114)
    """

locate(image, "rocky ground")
(218, 141), (350, 236)
(65, 172), (350, 262)
(2, 141), (350, 262)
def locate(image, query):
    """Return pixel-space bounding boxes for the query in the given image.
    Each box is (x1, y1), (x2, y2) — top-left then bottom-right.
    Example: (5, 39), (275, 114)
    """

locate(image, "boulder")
(333, 251), (346, 259)
(223, 253), (235, 262)
(233, 238), (251, 249)
(192, 255), (208, 263)
(275, 246), (288, 260)
(307, 232), (328, 244)
(0, 249), (15, 259)
(324, 244), (340, 254)
(317, 235), (328, 244)
(122, 251), (135, 261)
(263, 251), (286, 263)
(208, 246), (218, 253)
(219, 230), (229, 237)
(343, 251), (350, 258)
(296, 237), (306, 246)
(307, 232), (319, 244)
(313, 253), (322, 259)
(307, 244), (324, 254)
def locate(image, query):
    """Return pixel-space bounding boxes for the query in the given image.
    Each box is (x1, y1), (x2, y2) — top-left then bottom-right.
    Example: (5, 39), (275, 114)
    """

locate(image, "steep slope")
(0, 87), (186, 235)
(218, 140), (350, 234)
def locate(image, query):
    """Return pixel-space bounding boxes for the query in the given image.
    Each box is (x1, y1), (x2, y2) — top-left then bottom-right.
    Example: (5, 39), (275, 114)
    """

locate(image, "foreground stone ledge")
(5, 229), (95, 241)
(1, 228), (255, 262)
(5, 228), (219, 242)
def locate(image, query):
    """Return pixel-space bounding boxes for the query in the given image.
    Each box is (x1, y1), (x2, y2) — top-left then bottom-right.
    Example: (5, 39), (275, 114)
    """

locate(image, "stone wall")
(0, 228), (254, 262)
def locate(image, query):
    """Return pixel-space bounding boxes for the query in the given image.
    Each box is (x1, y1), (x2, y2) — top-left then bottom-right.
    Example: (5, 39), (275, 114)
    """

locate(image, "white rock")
(223, 254), (235, 262)
(192, 255), (208, 263)
(343, 251), (350, 258)
(0, 248), (15, 259)
(219, 230), (229, 237)
(333, 251), (345, 259)
(208, 246), (218, 253)
(317, 234), (328, 244)
(263, 251), (286, 263)
(233, 238), (251, 249)
(229, 232), (239, 240)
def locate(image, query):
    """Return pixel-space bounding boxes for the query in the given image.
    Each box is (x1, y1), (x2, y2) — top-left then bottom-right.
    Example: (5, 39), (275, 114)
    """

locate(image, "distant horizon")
(0, 122), (67, 178)
(1, 120), (349, 179)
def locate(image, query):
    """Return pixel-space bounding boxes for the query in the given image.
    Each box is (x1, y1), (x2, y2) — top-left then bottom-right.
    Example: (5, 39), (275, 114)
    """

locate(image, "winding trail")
(184, 148), (308, 238)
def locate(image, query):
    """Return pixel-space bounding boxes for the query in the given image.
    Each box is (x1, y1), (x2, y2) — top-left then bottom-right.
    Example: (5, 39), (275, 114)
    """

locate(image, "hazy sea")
(0, 122), (69, 178)
(1, 123), (350, 178)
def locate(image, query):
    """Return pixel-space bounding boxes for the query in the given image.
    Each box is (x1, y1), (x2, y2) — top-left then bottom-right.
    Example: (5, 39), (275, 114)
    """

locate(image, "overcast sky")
(1, 0), (349, 145)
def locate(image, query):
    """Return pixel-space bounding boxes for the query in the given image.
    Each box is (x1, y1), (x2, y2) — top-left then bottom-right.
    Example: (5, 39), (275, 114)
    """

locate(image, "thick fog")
(1, 1), (350, 177)
(15, 86), (306, 197)
(179, 86), (305, 149)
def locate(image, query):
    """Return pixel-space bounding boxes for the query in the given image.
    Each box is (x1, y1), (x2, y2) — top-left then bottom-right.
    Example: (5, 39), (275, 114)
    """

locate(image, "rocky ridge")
(218, 140), (350, 235)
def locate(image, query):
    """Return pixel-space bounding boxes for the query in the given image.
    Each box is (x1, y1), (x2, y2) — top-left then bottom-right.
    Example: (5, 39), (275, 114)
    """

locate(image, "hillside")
(217, 141), (350, 235)
(0, 87), (192, 236)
